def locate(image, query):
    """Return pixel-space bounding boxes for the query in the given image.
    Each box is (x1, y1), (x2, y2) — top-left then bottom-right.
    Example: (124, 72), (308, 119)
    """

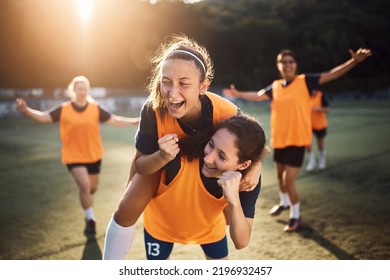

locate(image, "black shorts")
(274, 146), (305, 167)
(144, 228), (228, 260)
(313, 128), (327, 139)
(66, 160), (102, 174)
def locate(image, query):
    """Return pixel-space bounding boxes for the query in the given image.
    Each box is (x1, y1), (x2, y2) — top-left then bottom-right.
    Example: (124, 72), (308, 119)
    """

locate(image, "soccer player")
(16, 75), (139, 235)
(103, 35), (262, 259)
(306, 89), (330, 171)
(143, 114), (267, 259)
(223, 48), (372, 232)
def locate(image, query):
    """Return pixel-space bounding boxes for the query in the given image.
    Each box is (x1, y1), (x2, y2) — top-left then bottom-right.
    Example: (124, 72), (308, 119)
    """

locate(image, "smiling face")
(160, 58), (206, 123)
(202, 128), (249, 178)
(73, 81), (89, 102)
(277, 54), (298, 82)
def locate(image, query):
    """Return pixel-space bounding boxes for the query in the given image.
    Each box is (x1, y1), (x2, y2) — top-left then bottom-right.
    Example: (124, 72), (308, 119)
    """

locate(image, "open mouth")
(169, 99), (185, 110)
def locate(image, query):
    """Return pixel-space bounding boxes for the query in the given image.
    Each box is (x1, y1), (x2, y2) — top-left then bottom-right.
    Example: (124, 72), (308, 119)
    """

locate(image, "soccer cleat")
(84, 219), (96, 235)
(306, 159), (316, 171)
(319, 156), (326, 169)
(269, 204), (290, 216)
(284, 218), (300, 232)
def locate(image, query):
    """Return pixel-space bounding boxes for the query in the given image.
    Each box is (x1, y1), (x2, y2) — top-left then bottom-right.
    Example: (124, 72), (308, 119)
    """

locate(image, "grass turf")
(0, 99), (389, 260)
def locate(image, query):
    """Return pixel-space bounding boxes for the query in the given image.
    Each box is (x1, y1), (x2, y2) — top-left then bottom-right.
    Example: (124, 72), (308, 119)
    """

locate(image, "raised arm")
(134, 134), (179, 175)
(105, 114), (140, 127)
(15, 97), (53, 124)
(222, 85), (270, 102)
(319, 48), (372, 85)
(218, 171), (253, 249)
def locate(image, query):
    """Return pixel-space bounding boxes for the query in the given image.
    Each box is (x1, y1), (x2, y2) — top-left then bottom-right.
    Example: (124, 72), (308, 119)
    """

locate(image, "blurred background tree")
(0, 0), (388, 97)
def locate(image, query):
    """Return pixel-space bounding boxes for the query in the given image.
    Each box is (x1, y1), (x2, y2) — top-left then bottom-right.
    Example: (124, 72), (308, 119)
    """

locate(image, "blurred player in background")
(223, 48), (372, 232)
(16, 75), (139, 235)
(306, 89), (330, 171)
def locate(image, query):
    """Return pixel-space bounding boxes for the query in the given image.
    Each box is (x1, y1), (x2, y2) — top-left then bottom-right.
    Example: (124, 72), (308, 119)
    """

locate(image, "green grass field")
(0, 99), (389, 260)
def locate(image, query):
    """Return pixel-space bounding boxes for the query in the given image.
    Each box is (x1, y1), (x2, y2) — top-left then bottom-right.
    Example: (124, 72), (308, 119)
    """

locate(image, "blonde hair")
(146, 34), (214, 111)
(66, 75), (92, 101)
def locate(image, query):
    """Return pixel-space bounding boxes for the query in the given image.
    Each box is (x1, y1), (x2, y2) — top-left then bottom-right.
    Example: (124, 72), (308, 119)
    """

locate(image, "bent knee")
(113, 209), (138, 227)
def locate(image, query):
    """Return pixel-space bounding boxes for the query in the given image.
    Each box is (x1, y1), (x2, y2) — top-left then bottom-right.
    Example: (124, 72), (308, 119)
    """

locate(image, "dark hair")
(276, 49), (297, 64)
(215, 114), (266, 167)
(179, 114), (267, 175)
(178, 127), (214, 162)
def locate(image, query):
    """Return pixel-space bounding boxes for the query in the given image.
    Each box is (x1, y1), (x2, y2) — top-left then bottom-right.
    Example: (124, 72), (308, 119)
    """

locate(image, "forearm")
(134, 152), (171, 175)
(239, 90), (268, 102)
(22, 107), (52, 123)
(228, 203), (252, 249)
(107, 115), (140, 127)
(319, 58), (359, 84)
(240, 160), (262, 191)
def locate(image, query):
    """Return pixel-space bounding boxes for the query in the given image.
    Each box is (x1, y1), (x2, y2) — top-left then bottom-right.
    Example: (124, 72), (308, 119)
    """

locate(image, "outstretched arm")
(15, 97), (53, 123)
(218, 171), (253, 249)
(106, 115), (140, 127)
(222, 85), (270, 102)
(319, 48), (372, 85)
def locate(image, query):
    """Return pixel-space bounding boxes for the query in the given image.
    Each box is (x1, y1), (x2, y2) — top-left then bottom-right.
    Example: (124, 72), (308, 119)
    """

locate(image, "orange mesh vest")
(59, 101), (103, 164)
(143, 92), (237, 244)
(143, 158), (228, 244)
(155, 92), (238, 139)
(270, 74), (312, 148)
(311, 91), (328, 130)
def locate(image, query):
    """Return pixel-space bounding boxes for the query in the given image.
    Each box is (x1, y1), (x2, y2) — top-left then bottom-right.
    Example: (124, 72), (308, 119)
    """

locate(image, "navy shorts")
(274, 146), (305, 167)
(66, 160), (102, 174)
(313, 128), (327, 139)
(144, 228), (228, 260)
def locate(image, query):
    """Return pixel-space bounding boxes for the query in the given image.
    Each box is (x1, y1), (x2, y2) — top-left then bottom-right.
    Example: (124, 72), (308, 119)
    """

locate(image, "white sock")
(320, 150), (326, 158)
(84, 207), (95, 221)
(279, 192), (290, 207)
(308, 151), (315, 162)
(290, 202), (300, 219)
(284, 193), (291, 206)
(103, 215), (136, 260)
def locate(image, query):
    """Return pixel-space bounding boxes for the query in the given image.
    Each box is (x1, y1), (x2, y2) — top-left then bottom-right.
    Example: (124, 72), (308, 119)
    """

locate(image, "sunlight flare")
(77, 0), (93, 21)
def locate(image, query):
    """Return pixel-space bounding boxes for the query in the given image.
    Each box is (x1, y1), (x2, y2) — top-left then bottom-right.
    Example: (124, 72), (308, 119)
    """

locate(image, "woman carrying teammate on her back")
(143, 114), (267, 259)
(103, 35), (262, 259)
